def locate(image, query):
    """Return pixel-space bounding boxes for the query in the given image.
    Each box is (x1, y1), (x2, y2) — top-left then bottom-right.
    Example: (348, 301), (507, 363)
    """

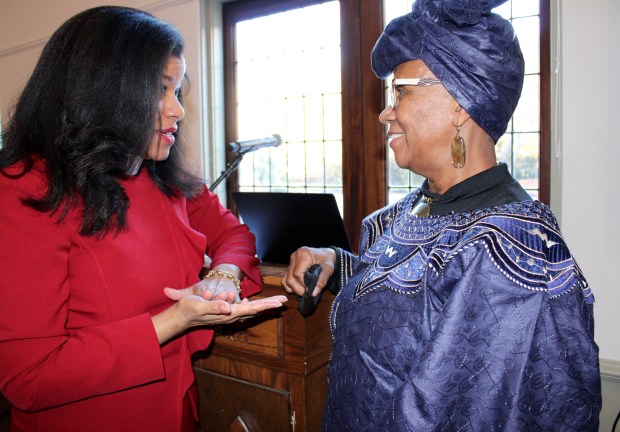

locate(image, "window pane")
(384, 0), (411, 21)
(323, 93), (342, 141)
(495, 133), (513, 171)
(287, 141), (306, 187)
(494, 0), (539, 20)
(512, 16), (540, 74)
(513, 132), (540, 193)
(234, 2), (343, 205)
(270, 146), (288, 187)
(513, 75), (540, 132)
(285, 96), (305, 142)
(512, 0), (539, 18)
(306, 142), (326, 186)
(389, 188), (411, 204)
(325, 141), (343, 187)
(252, 149), (270, 186)
(388, 152), (409, 188)
(304, 95), (324, 142)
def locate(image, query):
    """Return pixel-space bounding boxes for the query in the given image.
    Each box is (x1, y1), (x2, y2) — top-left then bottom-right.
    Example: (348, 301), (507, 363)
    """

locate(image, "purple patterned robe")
(323, 191), (601, 431)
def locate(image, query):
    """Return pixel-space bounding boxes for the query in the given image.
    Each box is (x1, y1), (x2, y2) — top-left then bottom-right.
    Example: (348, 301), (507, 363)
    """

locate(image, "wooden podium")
(193, 264), (334, 432)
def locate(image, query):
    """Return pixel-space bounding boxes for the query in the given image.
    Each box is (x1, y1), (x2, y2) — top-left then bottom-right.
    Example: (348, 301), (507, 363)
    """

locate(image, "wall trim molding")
(0, 37), (47, 60)
(0, 0), (195, 60)
(601, 358), (620, 383)
(144, 0), (195, 13)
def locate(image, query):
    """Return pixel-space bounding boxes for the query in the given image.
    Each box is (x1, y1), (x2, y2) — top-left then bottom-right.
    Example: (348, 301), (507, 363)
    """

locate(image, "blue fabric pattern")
(323, 190), (600, 431)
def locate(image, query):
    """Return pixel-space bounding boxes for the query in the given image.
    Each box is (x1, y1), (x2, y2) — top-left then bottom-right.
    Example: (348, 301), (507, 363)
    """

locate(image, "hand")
(282, 246), (336, 297)
(188, 276), (238, 303)
(195, 264), (244, 303)
(166, 289), (287, 326)
(153, 290), (288, 344)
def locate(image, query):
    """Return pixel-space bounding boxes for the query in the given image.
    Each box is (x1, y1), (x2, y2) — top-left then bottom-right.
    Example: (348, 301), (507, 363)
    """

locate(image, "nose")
(164, 96), (185, 122)
(379, 105), (394, 125)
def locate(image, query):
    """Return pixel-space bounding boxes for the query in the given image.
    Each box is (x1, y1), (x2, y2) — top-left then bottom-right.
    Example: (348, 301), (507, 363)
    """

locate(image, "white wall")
(1, 0), (619, 428)
(561, 0), (620, 428)
(562, 0), (620, 360)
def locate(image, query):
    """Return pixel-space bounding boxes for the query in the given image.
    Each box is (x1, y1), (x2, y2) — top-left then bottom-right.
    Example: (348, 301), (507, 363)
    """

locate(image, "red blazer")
(0, 161), (261, 431)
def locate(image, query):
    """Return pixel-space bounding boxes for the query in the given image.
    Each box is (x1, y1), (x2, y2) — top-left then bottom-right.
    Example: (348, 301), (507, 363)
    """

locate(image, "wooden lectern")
(193, 264), (334, 432)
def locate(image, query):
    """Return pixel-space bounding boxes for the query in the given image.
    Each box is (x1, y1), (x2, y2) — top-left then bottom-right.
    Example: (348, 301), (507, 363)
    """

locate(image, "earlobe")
(453, 104), (470, 125)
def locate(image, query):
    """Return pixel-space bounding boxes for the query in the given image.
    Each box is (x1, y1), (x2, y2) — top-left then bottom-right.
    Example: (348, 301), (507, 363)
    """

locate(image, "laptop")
(232, 192), (352, 264)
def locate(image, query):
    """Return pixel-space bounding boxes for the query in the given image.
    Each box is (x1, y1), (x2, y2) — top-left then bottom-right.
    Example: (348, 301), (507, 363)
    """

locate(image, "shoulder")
(458, 201), (564, 256)
(444, 200), (561, 246)
(0, 159), (48, 202)
(185, 186), (227, 219)
(434, 201), (592, 301)
(0, 160), (74, 241)
(450, 201), (562, 249)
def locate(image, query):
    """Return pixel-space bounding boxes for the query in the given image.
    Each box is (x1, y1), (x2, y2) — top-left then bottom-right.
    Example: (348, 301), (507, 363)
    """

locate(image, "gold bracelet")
(203, 270), (241, 295)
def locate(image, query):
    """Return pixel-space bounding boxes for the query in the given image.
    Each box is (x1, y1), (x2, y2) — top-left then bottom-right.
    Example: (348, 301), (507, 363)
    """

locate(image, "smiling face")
(379, 59), (460, 179)
(146, 55), (186, 161)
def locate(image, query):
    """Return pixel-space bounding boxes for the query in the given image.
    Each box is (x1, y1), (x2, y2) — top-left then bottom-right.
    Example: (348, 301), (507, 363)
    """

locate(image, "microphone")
(228, 134), (282, 153)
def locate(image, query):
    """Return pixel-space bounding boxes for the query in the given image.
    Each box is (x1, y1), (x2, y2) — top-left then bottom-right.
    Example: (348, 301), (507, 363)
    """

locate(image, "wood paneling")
(340, 0), (385, 249)
(539, 0), (551, 205)
(194, 264), (333, 431)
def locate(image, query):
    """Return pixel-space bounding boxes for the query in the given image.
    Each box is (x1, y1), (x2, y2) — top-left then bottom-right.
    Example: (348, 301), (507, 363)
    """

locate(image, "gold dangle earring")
(451, 122), (466, 169)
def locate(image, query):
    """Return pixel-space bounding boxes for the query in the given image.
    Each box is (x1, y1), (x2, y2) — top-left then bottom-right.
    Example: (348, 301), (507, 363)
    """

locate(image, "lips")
(159, 128), (177, 145)
(387, 132), (405, 148)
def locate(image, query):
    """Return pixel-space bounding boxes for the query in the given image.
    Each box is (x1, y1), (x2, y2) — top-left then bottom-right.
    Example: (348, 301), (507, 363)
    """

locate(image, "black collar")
(418, 164), (531, 215)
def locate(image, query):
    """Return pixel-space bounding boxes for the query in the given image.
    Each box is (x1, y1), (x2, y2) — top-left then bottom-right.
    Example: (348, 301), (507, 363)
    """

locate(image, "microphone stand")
(209, 149), (249, 192)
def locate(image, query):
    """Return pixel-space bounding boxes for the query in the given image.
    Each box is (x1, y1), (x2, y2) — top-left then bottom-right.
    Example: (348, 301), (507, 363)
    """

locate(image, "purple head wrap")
(371, 0), (524, 142)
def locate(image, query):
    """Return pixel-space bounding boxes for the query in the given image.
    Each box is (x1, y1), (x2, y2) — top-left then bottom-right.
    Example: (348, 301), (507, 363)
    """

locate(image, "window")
(223, 0), (550, 247)
(233, 2), (344, 209)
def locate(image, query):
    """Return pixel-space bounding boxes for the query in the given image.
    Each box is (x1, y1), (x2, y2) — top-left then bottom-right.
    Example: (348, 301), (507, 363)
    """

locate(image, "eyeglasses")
(390, 77), (441, 109)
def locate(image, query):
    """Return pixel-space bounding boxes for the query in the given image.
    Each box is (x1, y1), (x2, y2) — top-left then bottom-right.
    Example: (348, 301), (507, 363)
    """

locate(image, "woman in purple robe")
(282, 0), (601, 430)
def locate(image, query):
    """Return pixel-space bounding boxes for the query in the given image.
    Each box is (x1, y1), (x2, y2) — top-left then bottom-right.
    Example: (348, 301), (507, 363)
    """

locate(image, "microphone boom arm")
(208, 148), (249, 192)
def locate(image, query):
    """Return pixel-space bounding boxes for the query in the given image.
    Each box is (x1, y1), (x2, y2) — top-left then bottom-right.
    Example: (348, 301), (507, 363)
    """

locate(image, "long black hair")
(0, 6), (204, 237)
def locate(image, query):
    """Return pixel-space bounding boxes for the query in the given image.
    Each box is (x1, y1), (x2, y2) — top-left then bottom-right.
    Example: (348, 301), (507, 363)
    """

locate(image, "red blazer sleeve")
(186, 188), (262, 298)
(0, 171), (165, 411)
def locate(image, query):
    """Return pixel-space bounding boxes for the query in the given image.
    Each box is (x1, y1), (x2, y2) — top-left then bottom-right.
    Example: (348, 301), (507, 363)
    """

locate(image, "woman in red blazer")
(0, 6), (285, 431)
